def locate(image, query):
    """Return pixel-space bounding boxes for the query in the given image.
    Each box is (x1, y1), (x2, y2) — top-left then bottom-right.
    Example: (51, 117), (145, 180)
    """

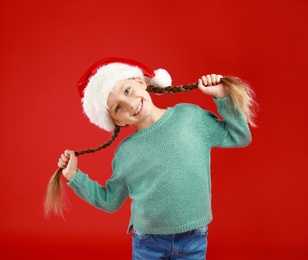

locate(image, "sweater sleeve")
(201, 95), (252, 148)
(67, 168), (129, 213)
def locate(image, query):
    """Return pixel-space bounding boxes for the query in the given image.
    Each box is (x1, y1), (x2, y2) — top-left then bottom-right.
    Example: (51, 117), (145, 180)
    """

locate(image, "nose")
(122, 98), (136, 111)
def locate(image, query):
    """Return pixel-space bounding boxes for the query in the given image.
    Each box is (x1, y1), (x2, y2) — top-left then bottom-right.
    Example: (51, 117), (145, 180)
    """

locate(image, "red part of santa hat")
(76, 57), (172, 132)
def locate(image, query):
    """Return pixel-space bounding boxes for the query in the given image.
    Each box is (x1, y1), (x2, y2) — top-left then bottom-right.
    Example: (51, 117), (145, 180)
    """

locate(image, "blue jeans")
(132, 226), (208, 259)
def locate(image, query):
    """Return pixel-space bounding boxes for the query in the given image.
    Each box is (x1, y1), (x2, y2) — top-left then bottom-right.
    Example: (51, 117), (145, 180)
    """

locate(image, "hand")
(58, 150), (78, 181)
(198, 74), (229, 98)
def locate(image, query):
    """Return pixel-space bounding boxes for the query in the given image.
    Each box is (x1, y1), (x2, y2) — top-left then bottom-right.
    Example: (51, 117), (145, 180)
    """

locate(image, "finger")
(198, 79), (207, 92)
(205, 75), (212, 86)
(198, 79), (213, 95)
(216, 75), (223, 83)
(58, 159), (67, 168)
(200, 75), (207, 86)
(58, 150), (71, 167)
(64, 150), (72, 158)
(210, 74), (217, 85)
(61, 153), (69, 162)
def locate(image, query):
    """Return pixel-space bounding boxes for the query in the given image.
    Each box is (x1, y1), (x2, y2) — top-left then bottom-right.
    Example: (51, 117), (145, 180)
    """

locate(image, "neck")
(136, 105), (166, 131)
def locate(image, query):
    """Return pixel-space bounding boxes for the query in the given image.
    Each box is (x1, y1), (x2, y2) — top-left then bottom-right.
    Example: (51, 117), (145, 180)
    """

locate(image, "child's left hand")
(198, 74), (229, 98)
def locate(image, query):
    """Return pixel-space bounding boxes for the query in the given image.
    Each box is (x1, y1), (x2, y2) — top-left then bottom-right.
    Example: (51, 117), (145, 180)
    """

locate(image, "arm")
(67, 169), (129, 213)
(58, 150), (128, 213)
(198, 74), (252, 148)
(211, 96), (251, 147)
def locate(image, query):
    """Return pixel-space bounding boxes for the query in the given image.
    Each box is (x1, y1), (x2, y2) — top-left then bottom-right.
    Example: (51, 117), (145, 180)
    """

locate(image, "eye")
(115, 105), (120, 113)
(124, 87), (130, 95)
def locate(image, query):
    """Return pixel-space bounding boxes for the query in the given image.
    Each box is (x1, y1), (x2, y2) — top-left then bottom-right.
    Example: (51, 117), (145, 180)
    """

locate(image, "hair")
(44, 126), (120, 218)
(44, 76), (257, 217)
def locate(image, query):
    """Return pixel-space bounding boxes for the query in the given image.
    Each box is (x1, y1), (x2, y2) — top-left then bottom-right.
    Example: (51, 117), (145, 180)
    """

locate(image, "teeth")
(134, 101), (142, 116)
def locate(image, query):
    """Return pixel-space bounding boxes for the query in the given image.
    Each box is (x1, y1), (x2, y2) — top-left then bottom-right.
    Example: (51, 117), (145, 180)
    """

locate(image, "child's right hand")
(58, 150), (78, 181)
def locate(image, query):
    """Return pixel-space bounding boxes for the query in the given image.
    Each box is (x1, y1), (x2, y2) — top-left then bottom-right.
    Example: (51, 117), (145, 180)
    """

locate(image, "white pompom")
(149, 69), (172, 88)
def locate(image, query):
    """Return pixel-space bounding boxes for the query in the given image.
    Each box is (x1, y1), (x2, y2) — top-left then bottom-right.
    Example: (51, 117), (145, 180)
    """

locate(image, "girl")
(45, 57), (256, 259)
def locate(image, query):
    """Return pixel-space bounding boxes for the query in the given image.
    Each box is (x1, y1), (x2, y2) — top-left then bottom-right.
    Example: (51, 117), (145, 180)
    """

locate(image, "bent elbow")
(105, 206), (120, 214)
(93, 201), (121, 213)
(100, 203), (121, 213)
(238, 132), (252, 147)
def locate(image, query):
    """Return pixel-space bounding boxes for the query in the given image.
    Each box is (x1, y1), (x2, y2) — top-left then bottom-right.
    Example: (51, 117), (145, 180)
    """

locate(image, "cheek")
(144, 92), (153, 105)
(112, 115), (126, 126)
(116, 112), (129, 122)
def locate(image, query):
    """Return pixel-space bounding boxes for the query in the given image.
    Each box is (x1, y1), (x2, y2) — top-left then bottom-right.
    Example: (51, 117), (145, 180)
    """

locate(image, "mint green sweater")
(68, 96), (251, 234)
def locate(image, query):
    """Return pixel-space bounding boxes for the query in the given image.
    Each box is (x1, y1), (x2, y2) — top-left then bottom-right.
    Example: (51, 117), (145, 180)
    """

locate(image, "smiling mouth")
(133, 100), (143, 116)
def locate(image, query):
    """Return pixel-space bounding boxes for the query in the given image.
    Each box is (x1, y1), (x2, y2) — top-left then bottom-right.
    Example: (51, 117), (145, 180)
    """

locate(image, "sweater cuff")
(213, 95), (232, 109)
(67, 169), (84, 187)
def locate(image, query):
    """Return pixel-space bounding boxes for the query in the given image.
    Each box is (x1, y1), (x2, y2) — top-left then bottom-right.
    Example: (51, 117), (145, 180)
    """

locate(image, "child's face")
(107, 78), (153, 130)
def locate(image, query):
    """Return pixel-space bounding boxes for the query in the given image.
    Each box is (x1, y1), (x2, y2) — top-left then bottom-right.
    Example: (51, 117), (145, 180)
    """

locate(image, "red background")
(1, 0), (307, 259)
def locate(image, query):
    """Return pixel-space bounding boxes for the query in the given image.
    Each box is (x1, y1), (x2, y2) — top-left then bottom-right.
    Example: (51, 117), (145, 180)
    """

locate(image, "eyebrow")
(115, 82), (127, 94)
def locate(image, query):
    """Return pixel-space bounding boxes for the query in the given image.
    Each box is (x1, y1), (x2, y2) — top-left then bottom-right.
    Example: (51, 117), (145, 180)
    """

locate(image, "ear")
(135, 77), (147, 89)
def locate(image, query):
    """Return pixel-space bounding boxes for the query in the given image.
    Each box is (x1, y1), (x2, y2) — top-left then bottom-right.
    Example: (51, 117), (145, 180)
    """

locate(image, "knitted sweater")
(68, 96), (251, 234)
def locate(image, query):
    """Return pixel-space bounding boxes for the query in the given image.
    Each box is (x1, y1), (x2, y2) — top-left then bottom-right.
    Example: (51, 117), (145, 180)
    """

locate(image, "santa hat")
(77, 57), (172, 132)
